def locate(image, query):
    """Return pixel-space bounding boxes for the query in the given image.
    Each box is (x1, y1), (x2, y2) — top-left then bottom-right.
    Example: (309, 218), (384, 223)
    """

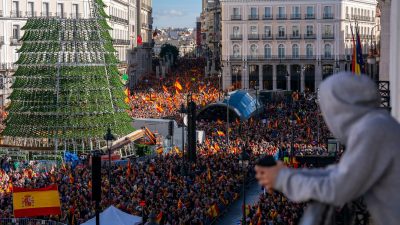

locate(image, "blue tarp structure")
(81, 206), (142, 225)
(197, 90), (262, 121)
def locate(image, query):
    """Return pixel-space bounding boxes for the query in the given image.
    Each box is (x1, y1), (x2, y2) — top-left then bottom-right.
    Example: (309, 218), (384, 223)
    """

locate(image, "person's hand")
(255, 161), (286, 193)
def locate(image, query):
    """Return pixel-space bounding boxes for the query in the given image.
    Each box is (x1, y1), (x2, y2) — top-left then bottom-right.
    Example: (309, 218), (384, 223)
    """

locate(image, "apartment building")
(0, 0), (141, 106)
(221, 0), (378, 92)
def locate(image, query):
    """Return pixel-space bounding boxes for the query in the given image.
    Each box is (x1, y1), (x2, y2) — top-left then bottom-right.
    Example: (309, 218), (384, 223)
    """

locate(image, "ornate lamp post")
(179, 103), (187, 176)
(104, 127), (115, 201)
(239, 148), (250, 225)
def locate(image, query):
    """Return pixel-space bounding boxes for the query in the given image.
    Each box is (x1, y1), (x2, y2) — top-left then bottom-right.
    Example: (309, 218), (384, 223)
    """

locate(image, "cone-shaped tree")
(2, 0), (134, 150)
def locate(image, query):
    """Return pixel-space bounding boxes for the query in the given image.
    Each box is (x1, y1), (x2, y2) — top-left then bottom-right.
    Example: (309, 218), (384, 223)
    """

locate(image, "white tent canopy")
(82, 206), (142, 225)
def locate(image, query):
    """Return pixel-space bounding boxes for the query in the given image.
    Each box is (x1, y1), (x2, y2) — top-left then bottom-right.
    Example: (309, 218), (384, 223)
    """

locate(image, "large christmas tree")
(2, 0), (134, 151)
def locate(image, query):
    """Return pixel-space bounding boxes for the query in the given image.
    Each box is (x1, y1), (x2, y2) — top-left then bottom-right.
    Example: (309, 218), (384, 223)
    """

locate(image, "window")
(306, 6), (314, 17)
(324, 44), (332, 58)
(324, 6), (333, 18)
(278, 26), (285, 37)
(306, 25), (314, 35)
(57, 3), (64, 18)
(278, 7), (285, 17)
(72, 4), (79, 18)
(233, 26), (240, 36)
(278, 44), (285, 58)
(306, 44), (313, 58)
(233, 45), (240, 57)
(250, 44), (258, 56)
(264, 26), (271, 36)
(264, 44), (271, 59)
(12, 25), (20, 39)
(292, 25), (299, 36)
(233, 7), (239, 16)
(324, 25), (333, 35)
(42, 2), (49, 17)
(12, 1), (19, 17)
(264, 7), (272, 17)
(28, 2), (34, 17)
(292, 44), (299, 58)
(292, 6), (300, 16)
(250, 7), (257, 16)
(250, 26), (257, 34)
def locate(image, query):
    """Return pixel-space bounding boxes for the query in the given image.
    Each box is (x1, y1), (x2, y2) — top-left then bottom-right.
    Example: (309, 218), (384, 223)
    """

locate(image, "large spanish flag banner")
(13, 184), (61, 218)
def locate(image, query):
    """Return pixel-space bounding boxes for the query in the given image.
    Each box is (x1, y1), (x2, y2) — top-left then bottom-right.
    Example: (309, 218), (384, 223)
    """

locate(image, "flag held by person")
(217, 131), (225, 137)
(174, 80), (183, 91)
(13, 184), (61, 218)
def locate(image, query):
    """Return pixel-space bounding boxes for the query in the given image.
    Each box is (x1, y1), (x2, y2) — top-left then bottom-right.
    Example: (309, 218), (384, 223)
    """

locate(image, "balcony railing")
(275, 34), (287, 40)
(26, 11), (37, 17)
(111, 15), (129, 24)
(248, 34), (260, 40)
(261, 34), (273, 40)
(321, 54), (334, 60)
(231, 15), (242, 20)
(351, 15), (372, 21)
(10, 11), (22, 18)
(113, 39), (130, 45)
(262, 14), (273, 20)
(323, 13), (334, 19)
(40, 12), (52, 17)
(290, 34), (302, 39)
(10, 37), (22, 46)
(248, 15), (259, 20)
(276, 14), (287, 20)
(304, 34), (316, 39)
(322, 33), (335, 39)
(246, 55), (318, 61)
(305, 13), (315, 19)
(0, 63), (18, 70)
(230, 34), (243, 40)
(290, 14), (301, 19)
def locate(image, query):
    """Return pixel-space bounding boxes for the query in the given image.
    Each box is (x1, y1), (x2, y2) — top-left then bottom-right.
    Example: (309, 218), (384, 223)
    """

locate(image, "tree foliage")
(159, 43), (179, 63)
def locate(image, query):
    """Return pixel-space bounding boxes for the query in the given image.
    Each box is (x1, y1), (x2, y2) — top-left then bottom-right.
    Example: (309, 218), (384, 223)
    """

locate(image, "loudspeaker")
(168, 120), (174, 137)
(187, 101), (197, 162)
(92, 155), (101, 202)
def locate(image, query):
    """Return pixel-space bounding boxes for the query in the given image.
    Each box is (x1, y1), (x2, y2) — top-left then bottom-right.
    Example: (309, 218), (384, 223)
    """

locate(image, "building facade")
(0, 0), (138, 106)
(220, 0), (378, 91)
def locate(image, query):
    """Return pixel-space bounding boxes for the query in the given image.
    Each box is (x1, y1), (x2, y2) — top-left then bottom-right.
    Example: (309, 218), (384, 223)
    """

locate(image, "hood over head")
(318, 72), (381, 143)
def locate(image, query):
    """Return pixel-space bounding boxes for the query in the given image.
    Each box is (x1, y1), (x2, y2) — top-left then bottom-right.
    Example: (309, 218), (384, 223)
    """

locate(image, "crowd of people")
(0, 57), (335, 224)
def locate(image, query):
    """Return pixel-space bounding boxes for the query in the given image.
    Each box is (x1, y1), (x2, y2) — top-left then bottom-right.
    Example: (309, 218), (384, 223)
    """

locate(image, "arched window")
(292, 44), (299, 58)
(233, 26), (240, 36)
(324, 44), (332, 59)
(250, 44), (258, 56)
(233, 44), (240, 57)
(278, 44), (285, 58)
(306, 44), (313, 58)
(264, 44), (271, 59)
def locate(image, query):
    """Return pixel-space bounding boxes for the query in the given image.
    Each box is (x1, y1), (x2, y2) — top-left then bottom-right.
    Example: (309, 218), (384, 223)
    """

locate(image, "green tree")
(2, 0), (134, 151)
(159, 43), (179, 64)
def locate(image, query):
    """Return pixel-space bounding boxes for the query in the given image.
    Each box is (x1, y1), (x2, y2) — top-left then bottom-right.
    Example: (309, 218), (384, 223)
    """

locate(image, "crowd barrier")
(0, 219), (66, 225)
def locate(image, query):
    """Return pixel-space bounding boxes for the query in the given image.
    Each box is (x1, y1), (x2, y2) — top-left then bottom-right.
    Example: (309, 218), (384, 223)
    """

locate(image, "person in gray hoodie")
(256, 72), (400, 225)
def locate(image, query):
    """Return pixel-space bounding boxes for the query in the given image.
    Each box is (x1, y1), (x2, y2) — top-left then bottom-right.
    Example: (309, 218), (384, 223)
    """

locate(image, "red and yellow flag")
(13, 184), (61, 218)
(174, 80), (183, 91)
(217, 131), (225, 137)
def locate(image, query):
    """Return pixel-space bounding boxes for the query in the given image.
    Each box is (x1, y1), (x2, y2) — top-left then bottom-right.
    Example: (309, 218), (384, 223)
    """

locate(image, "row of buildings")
(0, 0), (154, 106)
(198, 0), (380, 92)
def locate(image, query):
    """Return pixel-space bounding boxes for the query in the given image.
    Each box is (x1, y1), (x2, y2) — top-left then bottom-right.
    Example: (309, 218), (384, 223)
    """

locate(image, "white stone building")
(220, 0), (378, 92)
(0, 0), (138, 106)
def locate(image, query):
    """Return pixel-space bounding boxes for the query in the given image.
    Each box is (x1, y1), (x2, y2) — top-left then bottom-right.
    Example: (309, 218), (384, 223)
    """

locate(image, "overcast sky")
(152, 0), (202, 28)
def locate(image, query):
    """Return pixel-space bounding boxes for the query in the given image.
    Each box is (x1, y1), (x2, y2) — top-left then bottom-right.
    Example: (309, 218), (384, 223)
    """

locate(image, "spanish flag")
(174, 80), (183, 91)
(13, 184), (61, 218)
(217, 131), (225, 137)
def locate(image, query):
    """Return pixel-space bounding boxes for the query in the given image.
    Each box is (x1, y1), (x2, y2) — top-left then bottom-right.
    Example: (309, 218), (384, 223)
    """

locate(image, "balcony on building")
(231, 15), (242, 20)
(346, 34), (352, 39)
(248, 34), (260, 40)
(10, 11), (22, 18)
(322, 33), (335, 39)
(290, 13), (301, 20)
(262, 34), (273, 40)
(276, 34), (287, 40)
(230, 34), (243, 40)
(304, 33), (316, 39)
(276, 14), (287, 20)
(248, 14), (259, 20)
(230, 55), (242, 61)
(248, 55), (261, 61)
(305, 13), (315, 19)
(71, 13), (82, 19)
(10, 37), (22, 46)
(142, 3), (152, 12)
(26, 11), (37, 17)
(321, 54), (334, 60)
(40, 12), (52, 17)
(113, 39), (131, 45)
(290, 34), (302, 39)
(323, 13), (334, 19)
(56, 12), (67, 18)
(111, 15), (129, 24)
(262, 14), (273, 20)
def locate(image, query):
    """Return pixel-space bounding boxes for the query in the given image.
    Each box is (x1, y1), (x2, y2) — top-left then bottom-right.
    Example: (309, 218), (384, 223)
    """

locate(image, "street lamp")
(335, 61), (340, 74)
(218, 71), (222, 100)
(225, 92), (230, 146)
(179, 103), (187, 176)
(239, 148), (250, 225)
(104, 127), (115, 201)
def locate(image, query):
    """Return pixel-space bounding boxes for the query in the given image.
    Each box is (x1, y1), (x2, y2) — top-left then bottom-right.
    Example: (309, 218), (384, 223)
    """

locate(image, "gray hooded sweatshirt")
(275, 72), (400, 225)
